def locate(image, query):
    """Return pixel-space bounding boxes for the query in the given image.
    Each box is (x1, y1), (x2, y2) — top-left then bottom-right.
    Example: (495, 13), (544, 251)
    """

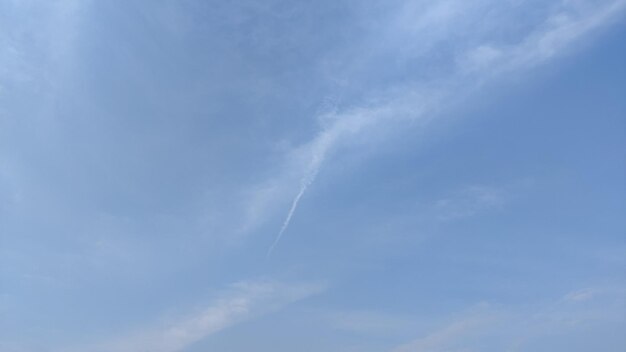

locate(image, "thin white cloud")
(564, 288), (598, 303)
(77, 280), (325, 352)
(266, 0), (626, 253)
(433, 185), (506, 222)
(329, 309), (417, 336)
(390, 286), (626, 351)
(267, 166), (318, 256)
(391, 304), (498, 352)
(460, 0), (626, 75)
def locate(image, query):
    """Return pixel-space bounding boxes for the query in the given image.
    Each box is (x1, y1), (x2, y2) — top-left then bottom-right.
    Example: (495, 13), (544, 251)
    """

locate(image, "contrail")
(265, 0), (626, 257)
(267, 166), (320, 257)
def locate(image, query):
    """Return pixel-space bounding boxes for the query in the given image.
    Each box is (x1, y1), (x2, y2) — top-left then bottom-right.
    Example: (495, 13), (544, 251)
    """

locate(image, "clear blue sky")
(1, 1), (625, 351)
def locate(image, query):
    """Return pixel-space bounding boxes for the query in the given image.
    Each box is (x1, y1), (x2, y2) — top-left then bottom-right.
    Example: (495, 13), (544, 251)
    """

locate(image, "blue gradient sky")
(1, 1), (625, 351)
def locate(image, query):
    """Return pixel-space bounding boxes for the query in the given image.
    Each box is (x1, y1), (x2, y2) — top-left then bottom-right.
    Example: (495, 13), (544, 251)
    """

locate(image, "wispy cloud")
(265, 0), (626, 253)
(433, 185), (506, 222)
(390, 286), (626, 351)
(392, 306), (497, 352)
(329, 309), (418, 336)
(76, 280), (325, 352)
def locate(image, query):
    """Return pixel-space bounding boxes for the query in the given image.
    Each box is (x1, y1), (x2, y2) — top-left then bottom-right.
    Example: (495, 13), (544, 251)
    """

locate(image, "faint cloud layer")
(391, 286), (626, 352)
(434, 186), (505, 221)
(80, 280), (325, 352)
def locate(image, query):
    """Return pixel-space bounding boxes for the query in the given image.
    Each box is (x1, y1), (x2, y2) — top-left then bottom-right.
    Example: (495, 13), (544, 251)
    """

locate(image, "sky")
(1, 0), (625, 351)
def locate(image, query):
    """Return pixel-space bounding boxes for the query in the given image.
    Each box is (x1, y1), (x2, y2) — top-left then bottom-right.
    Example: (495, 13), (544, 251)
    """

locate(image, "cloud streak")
(266, 0), (626, 253)
(267, 165), (319, 256)
(390, 286), (626, 351)
(78, 280), (324, 352)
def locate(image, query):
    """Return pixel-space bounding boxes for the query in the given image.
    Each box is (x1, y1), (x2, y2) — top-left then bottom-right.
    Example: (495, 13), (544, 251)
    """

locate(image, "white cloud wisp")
(80, 280), (325, 352)
(266, 0), (626, 253)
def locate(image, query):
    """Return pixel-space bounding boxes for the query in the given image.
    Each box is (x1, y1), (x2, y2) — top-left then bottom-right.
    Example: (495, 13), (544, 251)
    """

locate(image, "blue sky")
(1, 1), (625, 351)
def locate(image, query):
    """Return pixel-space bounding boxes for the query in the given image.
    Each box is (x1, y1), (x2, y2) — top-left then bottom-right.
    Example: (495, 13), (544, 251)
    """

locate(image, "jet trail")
(265, 0), (626, 256)
(267, 166), (319, 257)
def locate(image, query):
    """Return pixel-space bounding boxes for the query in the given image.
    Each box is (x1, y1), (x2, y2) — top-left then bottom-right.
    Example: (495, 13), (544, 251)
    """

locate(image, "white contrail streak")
(267, 166), (320, 257)
(265, 0), (626, 256)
